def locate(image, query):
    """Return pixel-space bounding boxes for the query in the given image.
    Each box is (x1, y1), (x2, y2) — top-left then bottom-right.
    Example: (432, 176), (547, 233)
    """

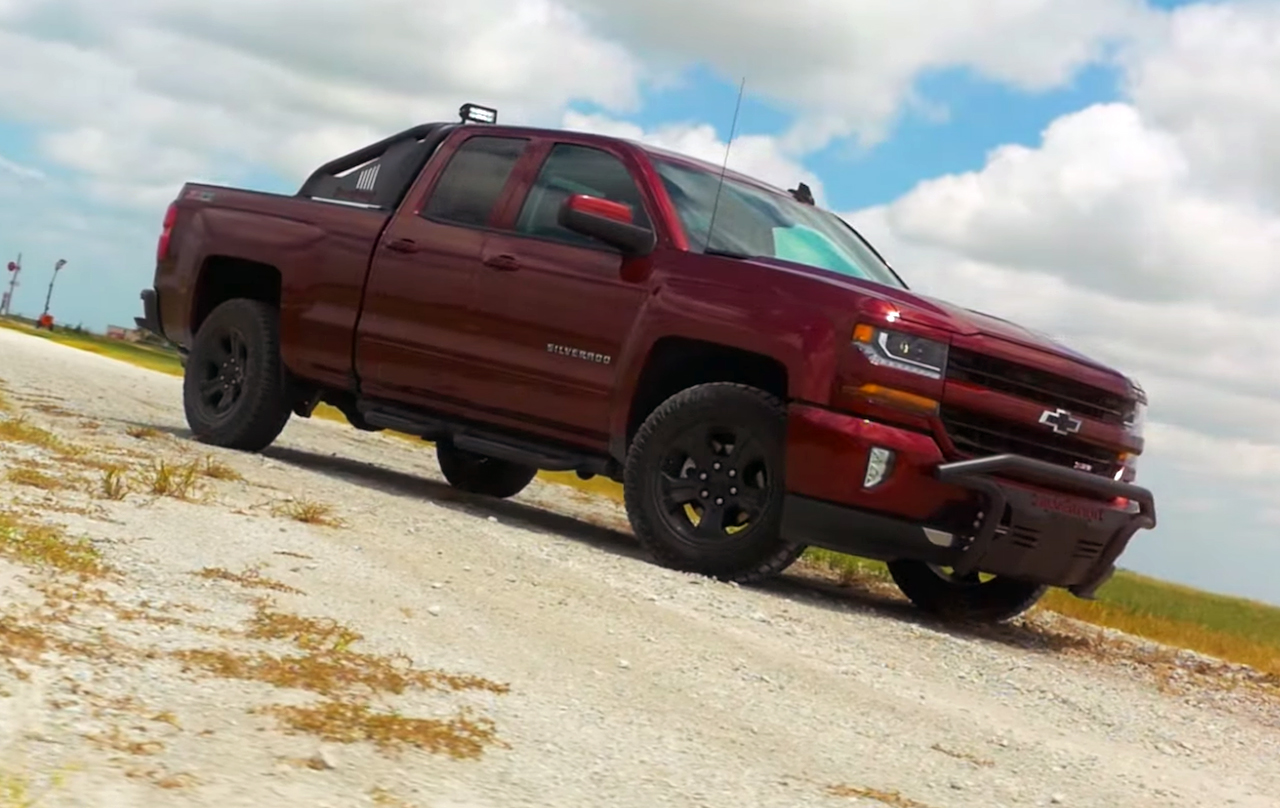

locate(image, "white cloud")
(0, 154), (43, 181)
(560, 0), (1154, 149)
(0, 0), (1159, 209)
(0, 0), (642, 206)
(841, 0), (1280, 540)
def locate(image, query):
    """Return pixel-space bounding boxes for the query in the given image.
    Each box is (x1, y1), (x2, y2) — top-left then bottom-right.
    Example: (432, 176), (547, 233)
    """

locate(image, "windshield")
(652, 158), (905, 289)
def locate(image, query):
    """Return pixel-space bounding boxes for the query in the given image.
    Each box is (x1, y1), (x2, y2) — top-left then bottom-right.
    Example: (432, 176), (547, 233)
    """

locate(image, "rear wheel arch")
(191, 256), (282, 337)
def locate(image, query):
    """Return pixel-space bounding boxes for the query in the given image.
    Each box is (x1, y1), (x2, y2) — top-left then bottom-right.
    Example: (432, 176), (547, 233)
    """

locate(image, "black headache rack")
(936, 454), (1157, 599)
(296, 122), (460, 212)
(296, 104), (501, 212)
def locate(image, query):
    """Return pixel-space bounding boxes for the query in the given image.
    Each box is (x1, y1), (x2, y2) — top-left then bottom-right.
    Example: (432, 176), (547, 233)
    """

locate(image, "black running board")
(358, 400), (614, 477)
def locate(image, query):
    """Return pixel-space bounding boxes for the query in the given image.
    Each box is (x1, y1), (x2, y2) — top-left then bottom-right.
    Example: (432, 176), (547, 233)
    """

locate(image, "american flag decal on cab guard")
(355, 164), (380, 192)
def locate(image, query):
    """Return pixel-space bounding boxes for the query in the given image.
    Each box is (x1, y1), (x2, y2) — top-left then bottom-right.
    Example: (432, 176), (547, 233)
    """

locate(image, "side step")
(358, 401), (613, 477)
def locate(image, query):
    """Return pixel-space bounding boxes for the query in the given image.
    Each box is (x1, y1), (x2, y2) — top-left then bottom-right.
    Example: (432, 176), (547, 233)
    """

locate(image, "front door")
(355, 133), (531, 407)
(468, 140), (656, 445)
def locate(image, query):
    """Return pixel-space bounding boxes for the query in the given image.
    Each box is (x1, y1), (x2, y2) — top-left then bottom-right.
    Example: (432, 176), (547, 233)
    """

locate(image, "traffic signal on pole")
(6, 262), (15, 272)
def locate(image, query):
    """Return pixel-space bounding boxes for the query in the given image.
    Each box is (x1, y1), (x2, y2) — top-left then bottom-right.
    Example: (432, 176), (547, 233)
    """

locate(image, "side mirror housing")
(558, 194), (657, 256)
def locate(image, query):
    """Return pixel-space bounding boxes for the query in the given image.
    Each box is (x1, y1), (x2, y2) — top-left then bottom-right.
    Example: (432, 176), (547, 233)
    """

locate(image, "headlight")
(1124, 401), (1147, 436)
(852, 324), (949, 380)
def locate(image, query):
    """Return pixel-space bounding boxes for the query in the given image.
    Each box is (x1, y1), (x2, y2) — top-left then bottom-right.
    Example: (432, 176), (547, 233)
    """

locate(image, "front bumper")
(781, 405), (1157, 598)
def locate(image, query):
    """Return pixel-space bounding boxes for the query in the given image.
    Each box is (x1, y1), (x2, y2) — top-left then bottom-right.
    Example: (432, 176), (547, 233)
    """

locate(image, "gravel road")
(0, 326), (1277, 808)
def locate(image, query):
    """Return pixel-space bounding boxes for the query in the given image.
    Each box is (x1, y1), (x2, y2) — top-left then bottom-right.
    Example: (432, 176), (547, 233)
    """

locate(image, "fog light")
(864, 447), (895, 488)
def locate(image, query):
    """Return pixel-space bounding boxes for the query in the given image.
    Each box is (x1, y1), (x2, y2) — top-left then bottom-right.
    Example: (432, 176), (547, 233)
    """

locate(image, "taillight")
(156, 202), (178, 263)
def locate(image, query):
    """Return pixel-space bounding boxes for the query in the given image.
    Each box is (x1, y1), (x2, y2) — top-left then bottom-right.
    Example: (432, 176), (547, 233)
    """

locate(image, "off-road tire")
(436, 441), (538, 499)
(623, 382), (804, 583)
(887, 559), (1047, 623)
(182, 298), (292, 452)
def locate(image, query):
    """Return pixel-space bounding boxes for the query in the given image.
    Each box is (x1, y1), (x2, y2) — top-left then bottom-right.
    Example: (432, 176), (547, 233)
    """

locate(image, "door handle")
(483, 254), (521, 271)
(384, 238), (421, 254)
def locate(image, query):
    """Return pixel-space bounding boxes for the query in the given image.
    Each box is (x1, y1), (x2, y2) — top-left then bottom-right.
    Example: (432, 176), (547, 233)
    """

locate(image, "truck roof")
(448, 122), (799, 200)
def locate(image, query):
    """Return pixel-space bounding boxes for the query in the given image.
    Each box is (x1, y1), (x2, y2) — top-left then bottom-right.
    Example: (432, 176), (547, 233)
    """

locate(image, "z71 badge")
(547, 343), (611, 365)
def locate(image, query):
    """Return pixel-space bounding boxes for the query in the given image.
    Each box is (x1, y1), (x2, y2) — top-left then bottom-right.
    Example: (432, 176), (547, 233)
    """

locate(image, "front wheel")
(623, 382), (804, 583)
(887, 559), (1047, 623)
(436, 442), (538, 499)
(182, 298), (292, 452)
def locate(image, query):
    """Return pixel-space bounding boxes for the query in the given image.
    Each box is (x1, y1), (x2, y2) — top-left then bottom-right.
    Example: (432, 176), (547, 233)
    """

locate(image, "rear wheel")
(436, 441), (538, 499)
(182, 298), (292, 452)
(623, 382), (804, 583)
(887, 559), (1047, 623)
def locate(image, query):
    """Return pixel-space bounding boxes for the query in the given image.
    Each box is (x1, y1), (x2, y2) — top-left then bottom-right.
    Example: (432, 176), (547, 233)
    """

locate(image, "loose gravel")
(0, 326), (1277, 808)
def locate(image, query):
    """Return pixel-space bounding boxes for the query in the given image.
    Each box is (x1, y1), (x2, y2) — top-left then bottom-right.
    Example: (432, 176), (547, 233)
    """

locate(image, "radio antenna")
(703, 76), (746, 252)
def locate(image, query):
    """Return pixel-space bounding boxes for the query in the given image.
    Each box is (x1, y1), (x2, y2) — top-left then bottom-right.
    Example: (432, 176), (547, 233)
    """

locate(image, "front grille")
(940, 406), (1120, 478)
(947, 348), (1133, 426)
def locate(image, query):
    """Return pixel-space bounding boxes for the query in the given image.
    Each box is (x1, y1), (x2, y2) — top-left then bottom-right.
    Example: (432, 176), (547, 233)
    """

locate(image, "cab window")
(421, 135), (529, 227)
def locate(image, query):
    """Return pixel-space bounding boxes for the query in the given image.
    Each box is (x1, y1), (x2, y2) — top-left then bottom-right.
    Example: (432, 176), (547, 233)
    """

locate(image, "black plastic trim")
(935, 453), (1156, 598)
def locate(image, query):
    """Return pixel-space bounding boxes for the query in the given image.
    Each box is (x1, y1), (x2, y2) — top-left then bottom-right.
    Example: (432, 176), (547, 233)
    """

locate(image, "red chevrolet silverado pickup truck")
(137, 103), (1156, 623)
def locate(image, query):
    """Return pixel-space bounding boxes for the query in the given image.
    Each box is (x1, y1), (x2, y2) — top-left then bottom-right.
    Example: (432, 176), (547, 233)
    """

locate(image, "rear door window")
(421, 136), (529, 227)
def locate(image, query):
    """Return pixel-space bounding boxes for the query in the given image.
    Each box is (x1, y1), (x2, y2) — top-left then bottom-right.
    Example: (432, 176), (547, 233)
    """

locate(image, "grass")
(271, 498), (344, 527)
(6, 315), (1280, 678)
(172, 599), (509, 758)
(5, 467), (65, 491)
(99, 468), (130, 500)
(195, 567), (305, 595)
(826, 784), (932, 808)
(0, 511), (108, 579)
(144, 460), (201, 499)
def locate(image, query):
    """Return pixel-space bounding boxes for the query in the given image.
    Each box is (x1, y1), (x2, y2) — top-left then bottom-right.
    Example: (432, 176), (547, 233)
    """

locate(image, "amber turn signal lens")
(847, 383), (939, 415)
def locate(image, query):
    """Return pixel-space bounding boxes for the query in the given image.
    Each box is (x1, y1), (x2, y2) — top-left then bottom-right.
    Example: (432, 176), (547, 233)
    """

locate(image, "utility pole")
(2, 253), (20, 316)
(38, 258), (66, 328)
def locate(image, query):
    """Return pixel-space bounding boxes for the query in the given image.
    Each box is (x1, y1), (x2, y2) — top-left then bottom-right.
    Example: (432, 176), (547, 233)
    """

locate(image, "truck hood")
(758, 258), (1127, 379)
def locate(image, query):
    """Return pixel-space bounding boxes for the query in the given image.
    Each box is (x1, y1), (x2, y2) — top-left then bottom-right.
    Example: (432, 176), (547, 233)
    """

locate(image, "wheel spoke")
(733, 483), (767, 517)
(660, 472), (703, 506)
(199, 376), (223, 398)
(228, 330), (247, 362)
(724, 433), (764, 470)
(671, 424), (719, 470)
(694, 501), (728, 538)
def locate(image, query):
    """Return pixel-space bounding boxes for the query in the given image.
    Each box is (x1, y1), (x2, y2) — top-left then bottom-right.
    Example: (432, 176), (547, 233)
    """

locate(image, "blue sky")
(1, 0), (1278, 605)
(0, 63), (1124, 328)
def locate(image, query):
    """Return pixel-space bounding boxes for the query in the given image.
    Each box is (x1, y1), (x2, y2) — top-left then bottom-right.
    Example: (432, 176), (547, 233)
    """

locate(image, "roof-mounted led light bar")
(459, 103), (498, 125)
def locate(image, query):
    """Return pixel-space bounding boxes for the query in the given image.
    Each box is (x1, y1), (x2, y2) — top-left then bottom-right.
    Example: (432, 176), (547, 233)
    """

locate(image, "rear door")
(355, 132), (532, 406)
(466, 138), (657, 444)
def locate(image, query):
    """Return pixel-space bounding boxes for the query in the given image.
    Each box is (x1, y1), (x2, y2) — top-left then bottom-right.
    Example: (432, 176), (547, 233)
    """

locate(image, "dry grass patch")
(178, 601), (504, 698)
(99, 467), (130, 500)
(199, 456), (243, 481)
(84, 726), (164, 757)
(172, 599), (509, 760)
(4, 467), (65, 491)
(195, 567), (305, 596)
(826, 784), (933, 807)
(0, 416), (62, 450)
(262, 701), (501, 759)
(125, 426), (163, 440)
(929, 743), (994, 768)
(144, 460), (201, 500)
(0, 512), (108, 578)
(271, 498), (344, 527)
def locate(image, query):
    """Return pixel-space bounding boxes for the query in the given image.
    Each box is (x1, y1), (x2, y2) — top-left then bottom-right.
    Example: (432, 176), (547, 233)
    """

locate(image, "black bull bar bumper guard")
(935, 454), (1157, 600)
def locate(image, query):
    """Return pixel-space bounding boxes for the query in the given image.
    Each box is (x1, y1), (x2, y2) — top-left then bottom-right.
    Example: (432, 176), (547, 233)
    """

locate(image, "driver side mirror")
(558, 194), (656, 256)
